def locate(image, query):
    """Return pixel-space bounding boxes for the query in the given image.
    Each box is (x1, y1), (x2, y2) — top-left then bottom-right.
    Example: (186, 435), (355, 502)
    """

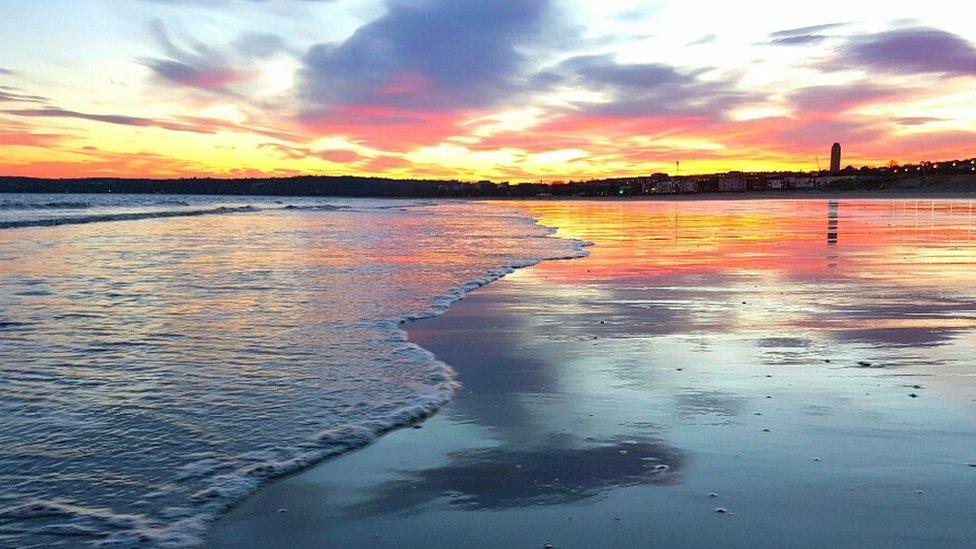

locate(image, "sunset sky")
(1, 0), (975, 180)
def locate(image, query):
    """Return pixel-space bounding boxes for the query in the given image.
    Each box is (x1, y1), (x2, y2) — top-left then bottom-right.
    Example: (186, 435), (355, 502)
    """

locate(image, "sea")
(0, 194), (586, 546)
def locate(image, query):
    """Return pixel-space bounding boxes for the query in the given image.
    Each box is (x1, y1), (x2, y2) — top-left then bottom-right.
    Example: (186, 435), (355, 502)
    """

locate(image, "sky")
(1, 0), (975, 180)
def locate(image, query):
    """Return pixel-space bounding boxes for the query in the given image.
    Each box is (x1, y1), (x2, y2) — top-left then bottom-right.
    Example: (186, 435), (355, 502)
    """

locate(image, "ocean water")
(0, 194), (586, 547)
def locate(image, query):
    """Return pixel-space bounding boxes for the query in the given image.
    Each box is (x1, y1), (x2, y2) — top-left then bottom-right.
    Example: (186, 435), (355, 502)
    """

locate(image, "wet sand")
(209, 199), (976, 548)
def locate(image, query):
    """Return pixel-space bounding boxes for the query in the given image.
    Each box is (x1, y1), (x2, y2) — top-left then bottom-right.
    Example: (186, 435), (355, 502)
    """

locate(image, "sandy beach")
(209, 199), (976, 548)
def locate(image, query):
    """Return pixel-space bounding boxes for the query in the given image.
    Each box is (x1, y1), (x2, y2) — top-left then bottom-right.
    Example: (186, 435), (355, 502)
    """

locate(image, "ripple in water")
(0, 197), (586, 546)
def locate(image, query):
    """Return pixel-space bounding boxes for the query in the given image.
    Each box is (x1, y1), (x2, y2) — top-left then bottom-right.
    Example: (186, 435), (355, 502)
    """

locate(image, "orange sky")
(1, 1), (975, 180)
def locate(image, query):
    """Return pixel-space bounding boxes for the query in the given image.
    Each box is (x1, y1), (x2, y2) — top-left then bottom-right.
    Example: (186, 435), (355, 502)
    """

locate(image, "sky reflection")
(506, 199), (976, 355)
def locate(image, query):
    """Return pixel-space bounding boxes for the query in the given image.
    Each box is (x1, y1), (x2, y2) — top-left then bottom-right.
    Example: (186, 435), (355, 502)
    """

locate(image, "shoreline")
(2, 189), (975, 202)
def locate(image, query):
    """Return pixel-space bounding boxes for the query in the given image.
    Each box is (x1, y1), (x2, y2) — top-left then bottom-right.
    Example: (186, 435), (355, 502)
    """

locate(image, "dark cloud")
(232, 32), (289, 59)
(4, 107), (216, 133)
(0, 67), (15, 75)
(775, 118), (886, 148)
(536, 54), (752, 119)
(258, 142), (362, 163)
(894, 116), (946, 126)
(0, 87), (48, 104)
(766, 22), (846, 47)
(545, 55), (689, 88)
(770, 22), (847, 38)
(300, 0), (554, 111)
(5, 105), (303, 158)
(829, 27), (976, 75)
(770, 34), (827, 46)
(141, 19), (251, 93)
(789, 83), (904, 114)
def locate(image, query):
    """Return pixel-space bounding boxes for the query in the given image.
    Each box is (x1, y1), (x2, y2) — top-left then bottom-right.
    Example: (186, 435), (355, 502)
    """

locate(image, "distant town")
(2, 145), (974, 198)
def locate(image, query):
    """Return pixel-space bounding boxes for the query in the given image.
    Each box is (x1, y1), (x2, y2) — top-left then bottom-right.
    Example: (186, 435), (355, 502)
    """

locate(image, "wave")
(282, 201), (437, 213)
(0, 203), (590, 547)
(0, 206), (261, 230)
(0, 199), (194, 211)
(0, 200), (94, 210)
(1, 200), (431, 230)
(281, 204), (350, 211)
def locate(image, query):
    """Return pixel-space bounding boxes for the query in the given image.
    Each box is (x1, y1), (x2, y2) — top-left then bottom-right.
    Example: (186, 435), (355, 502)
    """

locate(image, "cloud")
(258, 142), (362, 163)
(293, 0), (564, 148)
(536, 54), (752, 119)
(144, 60), (247, 91)
(775, 118), (887, 149)
(232, 32), (289, 59)
(0, 67), (15, 75)
(828, 27), (976, 75)
(769, 34), (827, 46)
(4, 107), (220, 134)
(0, 87), (49, 104)
(299, 0), (555, 111)
(770, 22), (847, 39)
(789, 83), (907, 115)
(297, 105), (468, 149)
(766, 22), (847, 47)
(544, 55), (689, 89)
(894, 116), (947, 126)
(686, 34), (716, 47)
(357, 155), (411, 173)
(141, 19), (253, 93)
(0, 127), (62, 148)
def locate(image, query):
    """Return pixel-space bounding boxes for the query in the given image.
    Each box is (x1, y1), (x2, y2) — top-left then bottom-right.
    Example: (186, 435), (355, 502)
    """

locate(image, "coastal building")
(830, 143), (842, 174)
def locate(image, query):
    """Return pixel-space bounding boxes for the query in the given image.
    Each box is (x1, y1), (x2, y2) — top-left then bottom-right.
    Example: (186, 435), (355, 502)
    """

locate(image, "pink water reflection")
(505, 199), (976, 286)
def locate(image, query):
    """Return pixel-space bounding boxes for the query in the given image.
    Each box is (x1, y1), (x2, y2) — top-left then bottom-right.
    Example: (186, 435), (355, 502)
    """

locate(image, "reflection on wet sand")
(210, 199), (976, 548)
(827, 200), (838, 245)
(346, 438), (683, 517)
(516, 199), (976, 285)
(513, 200), (976, 377)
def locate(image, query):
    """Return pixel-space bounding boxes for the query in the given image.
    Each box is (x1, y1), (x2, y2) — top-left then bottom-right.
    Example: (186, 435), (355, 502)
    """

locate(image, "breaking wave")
(0, 206), (262, 229)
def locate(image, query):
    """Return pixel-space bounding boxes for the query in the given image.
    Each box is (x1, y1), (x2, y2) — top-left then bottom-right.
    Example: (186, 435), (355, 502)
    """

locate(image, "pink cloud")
(299, 105), (475, 149)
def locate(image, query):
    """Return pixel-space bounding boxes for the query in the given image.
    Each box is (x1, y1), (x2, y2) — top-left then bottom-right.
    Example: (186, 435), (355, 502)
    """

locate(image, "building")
(830, 143), (842, 174)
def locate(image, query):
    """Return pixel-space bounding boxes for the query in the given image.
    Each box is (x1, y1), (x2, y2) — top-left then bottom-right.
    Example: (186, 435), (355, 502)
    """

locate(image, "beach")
(209, 199), (976, 548)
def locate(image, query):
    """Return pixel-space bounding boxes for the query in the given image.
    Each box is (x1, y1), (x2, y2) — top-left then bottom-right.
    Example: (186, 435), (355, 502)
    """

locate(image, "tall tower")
(830, 143), (841, 174)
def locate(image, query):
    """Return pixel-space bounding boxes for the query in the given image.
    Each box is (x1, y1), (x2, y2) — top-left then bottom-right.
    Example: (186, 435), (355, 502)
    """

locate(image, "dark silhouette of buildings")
(830, 143), (842, 174)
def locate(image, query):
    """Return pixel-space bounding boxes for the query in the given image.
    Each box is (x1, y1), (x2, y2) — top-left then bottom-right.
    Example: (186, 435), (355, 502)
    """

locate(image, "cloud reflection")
(346, 437), (684, 516)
